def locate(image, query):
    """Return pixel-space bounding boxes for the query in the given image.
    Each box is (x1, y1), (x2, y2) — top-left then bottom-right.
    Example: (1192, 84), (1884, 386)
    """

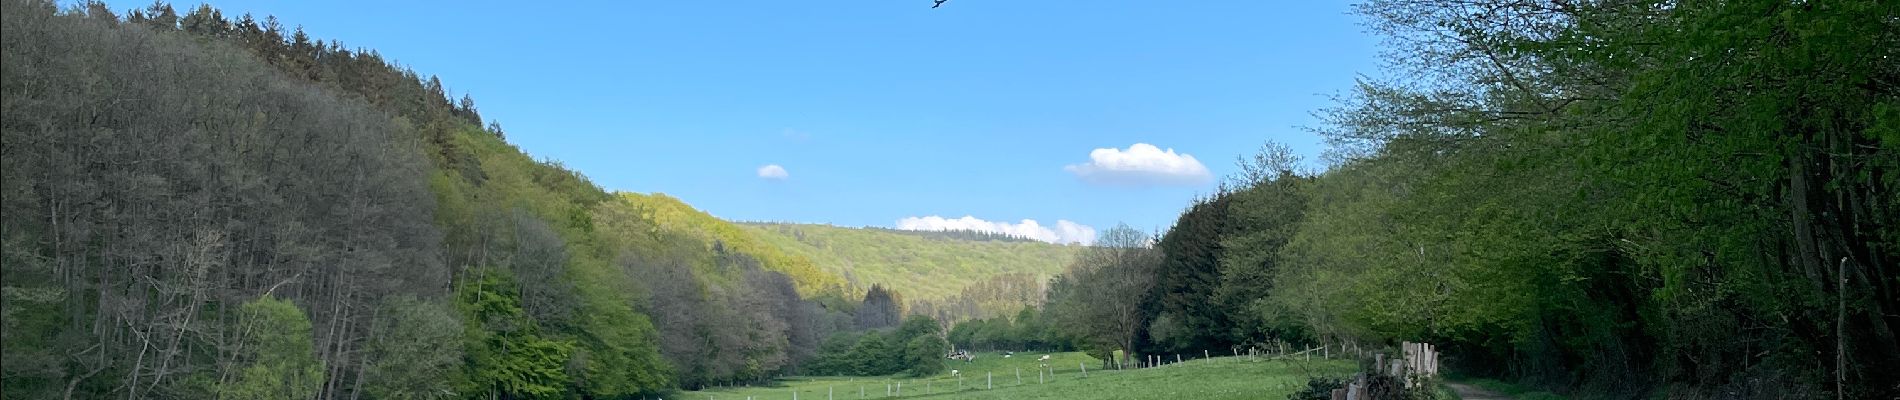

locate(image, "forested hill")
(612, 193), (848, 294)
(743, 222), (1078, 319)
(1011, 1), (1896, 399)
(0, 1), (937, 397)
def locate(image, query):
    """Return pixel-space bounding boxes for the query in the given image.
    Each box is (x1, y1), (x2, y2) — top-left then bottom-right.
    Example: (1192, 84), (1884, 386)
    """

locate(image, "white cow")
(1038, 354), (1051, 361)
(950, 370), (961, 378)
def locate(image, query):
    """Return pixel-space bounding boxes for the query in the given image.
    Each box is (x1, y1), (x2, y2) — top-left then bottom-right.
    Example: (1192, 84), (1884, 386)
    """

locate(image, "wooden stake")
(1838, 257), (1847, 400)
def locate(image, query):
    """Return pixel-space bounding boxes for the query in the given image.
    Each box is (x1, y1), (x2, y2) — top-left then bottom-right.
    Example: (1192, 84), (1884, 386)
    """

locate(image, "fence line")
(711, 343), (1431, 400)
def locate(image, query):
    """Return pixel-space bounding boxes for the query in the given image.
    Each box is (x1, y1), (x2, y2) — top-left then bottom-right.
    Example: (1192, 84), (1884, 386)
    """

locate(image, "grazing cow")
(1038, 354), (1051, 361)
(946, 350), (976, 363)
(950, 370), (961, 378)
(1003, 354), (1011, 358)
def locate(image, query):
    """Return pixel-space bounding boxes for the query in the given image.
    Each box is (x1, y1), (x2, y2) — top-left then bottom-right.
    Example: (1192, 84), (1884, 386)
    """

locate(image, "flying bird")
(933, 0), (948, 8)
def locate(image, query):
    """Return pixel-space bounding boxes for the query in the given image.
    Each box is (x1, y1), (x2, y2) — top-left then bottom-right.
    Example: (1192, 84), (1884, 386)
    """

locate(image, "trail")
(1446, 382), (1512, 400)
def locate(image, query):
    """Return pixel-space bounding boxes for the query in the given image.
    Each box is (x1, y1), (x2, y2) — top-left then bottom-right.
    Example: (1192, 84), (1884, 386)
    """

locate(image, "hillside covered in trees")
(5, 0), (1895, 400)
(1000, 1), (1898, 399)
(743, 222), (1077, 318)
(0, 1), (989, 398)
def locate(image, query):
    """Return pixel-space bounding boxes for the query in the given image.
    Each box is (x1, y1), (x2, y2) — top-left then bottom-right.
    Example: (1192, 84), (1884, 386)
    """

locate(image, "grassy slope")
(685, 352), (1355, 400)
(742, 223), (1080, 301)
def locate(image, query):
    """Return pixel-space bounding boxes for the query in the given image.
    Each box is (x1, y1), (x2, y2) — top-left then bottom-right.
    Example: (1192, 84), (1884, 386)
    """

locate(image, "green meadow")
(681, 352), (1356, 400)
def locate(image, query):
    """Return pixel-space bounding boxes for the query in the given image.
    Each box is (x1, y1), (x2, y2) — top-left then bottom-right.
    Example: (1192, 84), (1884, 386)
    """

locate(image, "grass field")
(679, 352), (1356, 400)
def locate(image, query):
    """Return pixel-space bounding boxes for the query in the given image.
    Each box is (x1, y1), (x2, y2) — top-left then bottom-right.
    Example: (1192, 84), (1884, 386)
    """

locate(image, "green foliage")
(805, 332), (864, 376)
(744, 222), (1079, 310)
(847, 332), (902, 376)
(458, 271), (573, 399)
(1232, 0), (1900, 398)
(221, 296), (324, 400)
(1, 1), (856, 397)
(1152, 193), (1234, 352)
(946, 308), (1073, 353)
(806, 315), (950, 378)
(568, 274), (672, 397)
(857, 284), (904, 330)
(365, 296), (465, 400)
(618, 193), (846, 294)
(1047, 224), (1160, 367)
(3, 2), (445, 397)
(904, 335), (950, 376)
(896, 315), (944, 342)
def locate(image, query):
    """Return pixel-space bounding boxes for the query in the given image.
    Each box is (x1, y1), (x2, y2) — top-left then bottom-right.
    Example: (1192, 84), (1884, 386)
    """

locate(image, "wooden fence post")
(1080, 362), (1087, 377)
(1016, 367), (1022, 385)
(1838, 257), (1847, 400)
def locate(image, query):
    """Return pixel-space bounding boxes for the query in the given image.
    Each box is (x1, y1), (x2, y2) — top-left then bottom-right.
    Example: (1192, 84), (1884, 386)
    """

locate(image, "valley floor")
(681, 352), (1356, 400)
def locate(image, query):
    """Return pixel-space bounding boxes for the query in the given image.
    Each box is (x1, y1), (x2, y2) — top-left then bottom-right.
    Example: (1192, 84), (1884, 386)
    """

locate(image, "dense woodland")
(2, 1), (1895, 400)
(0, 1), (956, 398)
(1000, 1), (1898, 399)
(743, 223), (1075, 306)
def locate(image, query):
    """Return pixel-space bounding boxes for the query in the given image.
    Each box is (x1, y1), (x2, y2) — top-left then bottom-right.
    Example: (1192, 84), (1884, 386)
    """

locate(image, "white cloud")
(757, 164), (789, 180)
(1063, 143), (1212, 186)
(895, 215), (1097, 245)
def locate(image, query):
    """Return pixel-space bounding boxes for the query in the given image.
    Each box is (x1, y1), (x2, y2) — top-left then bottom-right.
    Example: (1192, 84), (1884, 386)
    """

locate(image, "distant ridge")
(741, 222), (1078, 306)
(735, 221), (1054, 244)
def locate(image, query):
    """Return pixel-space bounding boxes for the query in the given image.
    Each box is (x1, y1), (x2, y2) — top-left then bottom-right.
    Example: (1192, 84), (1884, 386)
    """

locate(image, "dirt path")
(1446, 382), (1513, 400)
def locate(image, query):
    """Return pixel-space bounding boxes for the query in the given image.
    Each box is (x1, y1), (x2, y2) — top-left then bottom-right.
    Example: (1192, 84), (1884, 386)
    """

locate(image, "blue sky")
(185, 0), (1381, 243)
